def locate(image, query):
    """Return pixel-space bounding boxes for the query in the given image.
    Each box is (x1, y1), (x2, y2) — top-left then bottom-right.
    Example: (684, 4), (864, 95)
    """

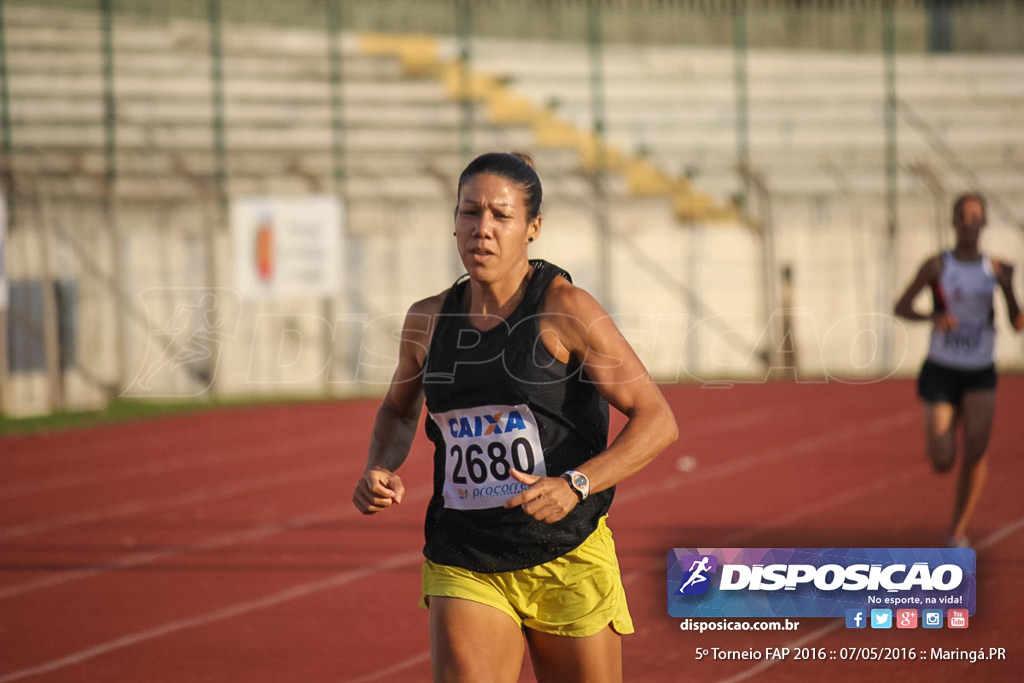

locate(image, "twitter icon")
(870, 609), (892, 629)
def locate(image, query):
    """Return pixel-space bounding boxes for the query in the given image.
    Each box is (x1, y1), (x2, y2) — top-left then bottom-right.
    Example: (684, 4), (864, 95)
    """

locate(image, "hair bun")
(510, 151), (536, 169)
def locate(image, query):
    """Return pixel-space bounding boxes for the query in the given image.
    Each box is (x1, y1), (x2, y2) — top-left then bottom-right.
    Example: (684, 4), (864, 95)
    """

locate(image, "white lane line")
(0, 405), (828, 680)
(339, 650), (433, 683)
(976, 515), (1024, 550)
(0, 549), (425, 683)
(336, 413), (920, 683)
(0, 461), (348, 541)
(0, 483), (432, 601)
(0, 504), (349, 600)
(344, 513), (1024, 683)
(615, 408), (917, 506)
(720, 464), (925, 546)
(0, 431), (342, 500)
(0, 401), (807, 589)
(0, 406), (941, 681)
(621, 463), (924, 587)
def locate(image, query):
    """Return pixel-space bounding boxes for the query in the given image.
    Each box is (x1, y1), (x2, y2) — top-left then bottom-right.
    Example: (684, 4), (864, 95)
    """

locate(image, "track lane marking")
(0, 549), (425, 683)
(615, 409), (917, 506)
(0, 432), (343, 500)
(0, 461), (348, 541)
(1, 393), (1014, 681)
(0, 484), (431, 600)
(339, 651), (432, 683)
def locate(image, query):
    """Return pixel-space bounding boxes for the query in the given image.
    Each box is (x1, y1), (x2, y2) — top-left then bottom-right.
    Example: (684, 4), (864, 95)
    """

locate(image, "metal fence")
(2, 0), (1023, 416)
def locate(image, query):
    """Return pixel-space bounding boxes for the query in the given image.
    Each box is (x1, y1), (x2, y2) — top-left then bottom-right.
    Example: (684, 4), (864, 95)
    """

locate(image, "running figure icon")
(678, 556), (712, 594)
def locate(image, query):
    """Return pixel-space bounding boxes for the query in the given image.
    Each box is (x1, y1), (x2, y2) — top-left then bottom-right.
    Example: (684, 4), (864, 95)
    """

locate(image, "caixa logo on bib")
(445, 410), (530, 439)
(667, 548), (976, 618)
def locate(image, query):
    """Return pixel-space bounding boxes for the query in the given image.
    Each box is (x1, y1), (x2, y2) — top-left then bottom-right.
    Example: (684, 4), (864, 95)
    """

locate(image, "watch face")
(571, 473), (588, 490)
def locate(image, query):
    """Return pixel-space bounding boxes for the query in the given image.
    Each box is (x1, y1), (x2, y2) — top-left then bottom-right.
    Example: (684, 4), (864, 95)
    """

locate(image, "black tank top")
(422, 260), (612, 572)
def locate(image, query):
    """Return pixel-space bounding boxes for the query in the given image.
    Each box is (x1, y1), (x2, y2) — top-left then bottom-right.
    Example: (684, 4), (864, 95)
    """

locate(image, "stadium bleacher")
(2, 3), (1023, 415)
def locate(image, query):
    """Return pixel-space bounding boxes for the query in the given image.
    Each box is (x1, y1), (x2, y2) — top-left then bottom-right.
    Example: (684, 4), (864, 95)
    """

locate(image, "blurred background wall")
(1, 0), (1022, 416)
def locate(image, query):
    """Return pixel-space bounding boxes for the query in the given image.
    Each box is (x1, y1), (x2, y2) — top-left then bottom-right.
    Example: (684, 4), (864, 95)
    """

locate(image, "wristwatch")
(561, 470), (590, 502)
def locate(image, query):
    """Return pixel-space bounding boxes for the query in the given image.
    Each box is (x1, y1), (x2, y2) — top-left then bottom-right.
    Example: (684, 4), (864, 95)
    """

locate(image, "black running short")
(917, 359), (997, 406)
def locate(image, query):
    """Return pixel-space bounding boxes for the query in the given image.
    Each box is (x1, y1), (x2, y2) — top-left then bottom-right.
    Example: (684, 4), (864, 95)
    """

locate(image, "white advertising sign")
(0, 196), (7, 310)
(231, 196), (343, 300)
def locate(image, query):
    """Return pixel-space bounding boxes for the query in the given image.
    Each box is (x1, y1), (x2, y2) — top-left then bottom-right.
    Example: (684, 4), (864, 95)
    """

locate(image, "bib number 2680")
(450, 438), (536, 484)
(430, 404), (547, 510)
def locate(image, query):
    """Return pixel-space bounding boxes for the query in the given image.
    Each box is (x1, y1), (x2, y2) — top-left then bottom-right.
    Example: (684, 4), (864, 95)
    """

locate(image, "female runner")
(894, 192), (1022, 547)
(353, 151), (678, 682)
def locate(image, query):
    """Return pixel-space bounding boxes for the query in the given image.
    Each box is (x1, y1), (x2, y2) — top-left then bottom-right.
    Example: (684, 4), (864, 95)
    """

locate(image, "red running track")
(1, 376), (1022, 682)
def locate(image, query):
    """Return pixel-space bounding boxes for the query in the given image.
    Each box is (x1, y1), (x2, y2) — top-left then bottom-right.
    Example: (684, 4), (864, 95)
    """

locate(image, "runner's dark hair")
(456, 152), (543, 221)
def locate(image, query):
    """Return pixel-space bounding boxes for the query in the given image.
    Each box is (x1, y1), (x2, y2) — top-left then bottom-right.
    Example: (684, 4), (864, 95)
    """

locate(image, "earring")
(528, 237), (534, 243)
(453, 232), (456, 236)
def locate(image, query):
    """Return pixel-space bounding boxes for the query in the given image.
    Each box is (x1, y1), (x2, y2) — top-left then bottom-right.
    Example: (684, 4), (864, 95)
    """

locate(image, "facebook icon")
(845, 609), (867, 629)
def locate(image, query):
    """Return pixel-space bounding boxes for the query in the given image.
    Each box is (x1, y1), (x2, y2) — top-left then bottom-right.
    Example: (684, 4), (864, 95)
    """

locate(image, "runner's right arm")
(353, 295), (442, 515)
(894, 255), (957, 330)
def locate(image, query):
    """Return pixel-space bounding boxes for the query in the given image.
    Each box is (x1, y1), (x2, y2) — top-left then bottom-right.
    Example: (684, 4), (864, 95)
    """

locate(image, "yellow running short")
(420, 516), (634, 637)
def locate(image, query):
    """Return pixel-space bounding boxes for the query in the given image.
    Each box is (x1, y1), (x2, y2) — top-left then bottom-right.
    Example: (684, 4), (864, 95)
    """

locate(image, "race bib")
(940, 322), (985, 353)
(429, 403), (547, 510)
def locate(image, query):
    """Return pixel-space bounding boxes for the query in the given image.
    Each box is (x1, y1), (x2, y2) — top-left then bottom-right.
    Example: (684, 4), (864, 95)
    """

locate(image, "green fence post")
(0, 0), (7, 413)
(101, 0), (116, 189)
(732, 0), (749, 218)
(326, 0), (351, 394)
(208, 0), (227, 211)
(587, 0), (611, 310)
(327, 0), (346, 198)
(0, 0), (13, 222)
(99, 0), (127, 394)
(882, 1), (899, 371)
(204, 0), (226, 398)
(456, 0), (474, 163)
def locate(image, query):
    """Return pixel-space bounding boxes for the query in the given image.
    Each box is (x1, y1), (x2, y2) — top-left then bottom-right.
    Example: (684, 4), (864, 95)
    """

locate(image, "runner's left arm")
(506, 279), (678, 523)
(995, 259), (1023, 331)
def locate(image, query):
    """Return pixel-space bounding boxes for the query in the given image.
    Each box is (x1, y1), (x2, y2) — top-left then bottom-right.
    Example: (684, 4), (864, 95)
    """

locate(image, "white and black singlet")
(421, 260), (613, 572)
(928, 250), (997, 370)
